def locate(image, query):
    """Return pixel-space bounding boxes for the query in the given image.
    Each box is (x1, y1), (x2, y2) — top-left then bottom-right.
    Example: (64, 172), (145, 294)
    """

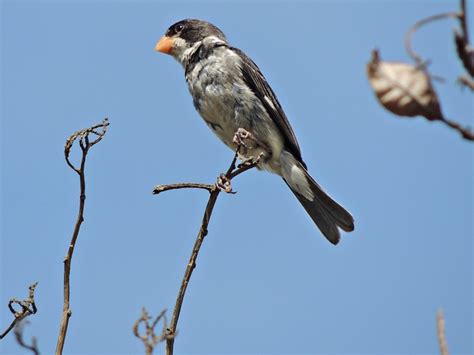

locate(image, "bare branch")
(404, 12), (461, 66)
(154, 132), (260, 355)
(14, 320), (40, 355)
(436, 309), (449, 355)
(133, 308), (173, 355)
(460, 0), (469, 44)
(56, 118), (109, 354)
(64, 118), (109, 174)
(0, 282), (38, 340)
(455, 0), (474, 78)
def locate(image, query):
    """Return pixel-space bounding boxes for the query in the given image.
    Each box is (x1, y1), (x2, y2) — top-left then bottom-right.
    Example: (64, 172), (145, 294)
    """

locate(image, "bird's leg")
(237, 152), (264, 168)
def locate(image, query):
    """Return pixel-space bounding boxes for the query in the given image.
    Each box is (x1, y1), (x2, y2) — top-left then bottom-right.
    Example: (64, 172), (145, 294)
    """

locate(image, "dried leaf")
(367, 49), (443, 120)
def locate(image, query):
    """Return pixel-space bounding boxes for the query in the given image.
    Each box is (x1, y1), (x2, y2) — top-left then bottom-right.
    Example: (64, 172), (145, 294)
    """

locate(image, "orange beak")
(155, 36), (174, 54)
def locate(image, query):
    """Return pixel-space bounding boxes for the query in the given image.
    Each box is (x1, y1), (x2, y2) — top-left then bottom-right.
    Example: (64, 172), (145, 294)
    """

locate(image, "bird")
(155, 19), (354, 244)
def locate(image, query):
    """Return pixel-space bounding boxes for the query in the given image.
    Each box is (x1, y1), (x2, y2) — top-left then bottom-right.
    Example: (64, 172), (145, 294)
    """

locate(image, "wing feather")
(231, 47), (305, 165)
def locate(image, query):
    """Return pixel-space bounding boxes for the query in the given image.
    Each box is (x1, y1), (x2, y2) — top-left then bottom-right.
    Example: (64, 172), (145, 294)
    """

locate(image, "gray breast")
(186, 48), (257, 145)
(185, 46), (285, 173)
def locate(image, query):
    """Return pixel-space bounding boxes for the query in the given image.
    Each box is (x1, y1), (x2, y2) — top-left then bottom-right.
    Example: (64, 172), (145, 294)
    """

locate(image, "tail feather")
(289, 185), (341, 244)
(302, 171), (355, 233)
(280, 152), (354, 245)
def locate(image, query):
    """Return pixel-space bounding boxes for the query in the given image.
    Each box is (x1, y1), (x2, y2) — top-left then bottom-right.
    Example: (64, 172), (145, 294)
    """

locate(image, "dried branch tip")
(1, 282), (38, 341)
(133, 308), (174, 353)
(64, 118), (110, 172)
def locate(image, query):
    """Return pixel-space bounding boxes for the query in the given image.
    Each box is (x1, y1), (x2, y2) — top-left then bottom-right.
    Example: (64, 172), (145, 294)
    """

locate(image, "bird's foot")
(237, 153), (264, 168)
(233, 128), (257, 150)
(216, 173), (235, 194)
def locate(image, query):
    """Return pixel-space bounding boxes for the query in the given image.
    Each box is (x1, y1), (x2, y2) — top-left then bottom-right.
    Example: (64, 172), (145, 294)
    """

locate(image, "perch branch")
(153, 183), (215, 195)
(55, 118), (109, 354)
(0, 282), (38, 340)
(153, 133), (260, 355)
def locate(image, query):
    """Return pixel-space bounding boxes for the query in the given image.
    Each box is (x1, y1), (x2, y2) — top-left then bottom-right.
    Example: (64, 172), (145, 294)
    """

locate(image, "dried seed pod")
(367, 49), (443, 120)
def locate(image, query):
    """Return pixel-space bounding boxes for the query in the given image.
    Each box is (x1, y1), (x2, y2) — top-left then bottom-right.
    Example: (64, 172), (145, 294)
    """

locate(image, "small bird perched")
(155, 19), (354, 244)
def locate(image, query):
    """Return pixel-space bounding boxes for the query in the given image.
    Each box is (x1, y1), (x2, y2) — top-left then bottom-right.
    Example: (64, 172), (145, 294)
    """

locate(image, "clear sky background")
(1, 0), (473, 354)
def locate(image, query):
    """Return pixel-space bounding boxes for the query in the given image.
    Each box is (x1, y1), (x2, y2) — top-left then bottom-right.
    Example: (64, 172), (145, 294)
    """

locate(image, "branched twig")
(56, 118), (109, 354)
(0, 282), (38, 340)
(133, 308), (173, 355)
(436, 309), (449, 355)
(64, 118), (109, 174)
(403, 1), (473, 81)
(404, 11), (461, 66)
(153, 130), (261, 355)
(401, 4), (474, 141)
(14, 320), (40, 355)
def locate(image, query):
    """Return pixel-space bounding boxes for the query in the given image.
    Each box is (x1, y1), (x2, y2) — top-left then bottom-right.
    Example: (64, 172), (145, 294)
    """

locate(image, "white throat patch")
(173, 35), (226, 67)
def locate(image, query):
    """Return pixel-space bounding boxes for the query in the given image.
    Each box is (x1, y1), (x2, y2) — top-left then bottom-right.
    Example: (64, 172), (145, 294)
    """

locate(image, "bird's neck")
(174, 36), (228, 69)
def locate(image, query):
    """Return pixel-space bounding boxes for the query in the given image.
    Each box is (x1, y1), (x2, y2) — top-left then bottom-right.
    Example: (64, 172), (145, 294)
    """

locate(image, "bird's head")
(155, 19), (228, 66)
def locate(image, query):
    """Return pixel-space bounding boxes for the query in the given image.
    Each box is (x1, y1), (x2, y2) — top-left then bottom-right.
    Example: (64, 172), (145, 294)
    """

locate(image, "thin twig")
(436, 309), (449, 355)
(14, 320), (40, 355)
(405, 12), (461, 65)
(56, 118), (109, 355)
(154, 137), (260, 355)
(153, 183), (215, 195)
(455, 0), (474, 77)
(133, 308), (172, 355)
(401, 4), (474, 141)
(439, 116), (474, 140)
(153, 153), (262, 197)
(0, 282), (38, 340)
(460, 0), (469, 45)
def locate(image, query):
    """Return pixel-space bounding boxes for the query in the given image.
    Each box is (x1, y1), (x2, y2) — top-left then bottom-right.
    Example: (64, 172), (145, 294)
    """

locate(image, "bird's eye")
(175, 24), (184, 32)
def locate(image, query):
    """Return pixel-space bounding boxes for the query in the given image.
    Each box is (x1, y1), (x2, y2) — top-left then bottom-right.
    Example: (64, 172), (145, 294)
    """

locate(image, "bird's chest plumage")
(184, 47), (285, 173)
(186, 51), (262, 142)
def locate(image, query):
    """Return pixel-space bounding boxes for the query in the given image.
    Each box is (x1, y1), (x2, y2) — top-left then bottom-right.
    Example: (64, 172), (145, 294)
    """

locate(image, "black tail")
(284, 173), (354, 245)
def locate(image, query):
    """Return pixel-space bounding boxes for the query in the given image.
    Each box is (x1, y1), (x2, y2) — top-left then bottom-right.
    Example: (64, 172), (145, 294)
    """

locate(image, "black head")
(165, 19), (227, 44)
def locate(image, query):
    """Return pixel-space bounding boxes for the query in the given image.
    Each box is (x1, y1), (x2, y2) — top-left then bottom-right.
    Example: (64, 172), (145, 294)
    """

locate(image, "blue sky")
(1, 0), (472, 354)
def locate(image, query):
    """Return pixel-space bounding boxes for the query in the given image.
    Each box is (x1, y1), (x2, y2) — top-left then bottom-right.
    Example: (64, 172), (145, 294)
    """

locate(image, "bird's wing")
(231, 47), (304, 165)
